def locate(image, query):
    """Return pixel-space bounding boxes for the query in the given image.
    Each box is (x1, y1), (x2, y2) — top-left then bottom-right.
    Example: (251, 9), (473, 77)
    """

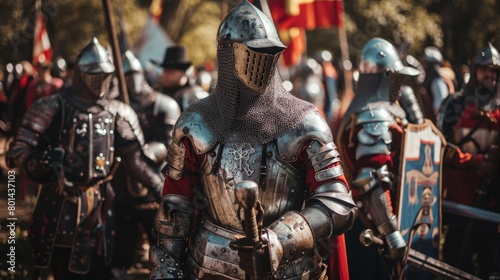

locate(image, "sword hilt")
(235, 180), (260, 244)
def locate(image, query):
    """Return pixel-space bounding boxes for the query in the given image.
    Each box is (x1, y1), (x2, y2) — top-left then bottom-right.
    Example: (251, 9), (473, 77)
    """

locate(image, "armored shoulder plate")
(155, 92), (181, 126)
(109, 100), (145, 145)
(277, 110), (333, 162)
(172, 111), (217, 155)
(9, 94), (62, 168)
(19, 94), (62, 136)
(355, 107), (395, 160)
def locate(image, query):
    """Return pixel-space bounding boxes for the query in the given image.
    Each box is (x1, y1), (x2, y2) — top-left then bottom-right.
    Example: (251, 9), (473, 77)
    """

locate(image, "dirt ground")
(0, 172), (149, 280)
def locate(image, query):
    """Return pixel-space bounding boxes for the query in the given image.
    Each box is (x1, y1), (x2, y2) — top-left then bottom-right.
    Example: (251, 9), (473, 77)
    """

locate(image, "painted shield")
(397, 119), (445, 279)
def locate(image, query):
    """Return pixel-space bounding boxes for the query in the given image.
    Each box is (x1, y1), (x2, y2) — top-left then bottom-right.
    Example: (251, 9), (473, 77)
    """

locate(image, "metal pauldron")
(163, 140), (186, 180)
(352, 165), (391, 194)
(150, 195), (195, 280)
(355, 108), (394, 160)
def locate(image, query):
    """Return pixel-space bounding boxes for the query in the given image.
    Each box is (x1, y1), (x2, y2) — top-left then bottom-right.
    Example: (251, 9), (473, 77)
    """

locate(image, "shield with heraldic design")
(397, 119), (445, 279)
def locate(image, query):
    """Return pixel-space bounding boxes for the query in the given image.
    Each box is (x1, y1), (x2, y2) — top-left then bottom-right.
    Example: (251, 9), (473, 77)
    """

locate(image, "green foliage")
(343, 0), (443, 61)
(0, 0), (146, 66)
(163, 0), (220, 67)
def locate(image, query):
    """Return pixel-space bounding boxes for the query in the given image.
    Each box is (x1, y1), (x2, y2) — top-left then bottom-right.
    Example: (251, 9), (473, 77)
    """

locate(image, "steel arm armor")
(354, 108), (394, 160)
(143, 93), (181, 165)
(267, 140), (357, 264)
(399, 85), (424, 124)
(352, 107), (406, 260)
(150, 195), (195, 279)
(120, 144), (164, 197)
(7, 95), (62, 181)
(352, 167), (406, 260)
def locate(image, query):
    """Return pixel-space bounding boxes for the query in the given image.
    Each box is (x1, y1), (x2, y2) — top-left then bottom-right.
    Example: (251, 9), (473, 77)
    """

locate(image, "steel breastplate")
(63, 108), (116, 185)
(199, 139), (306, 230)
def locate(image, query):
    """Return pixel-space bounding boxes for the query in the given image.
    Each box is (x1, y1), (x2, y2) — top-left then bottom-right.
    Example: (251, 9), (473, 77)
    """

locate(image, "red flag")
(269, 0), (344, 30)
(279, 28), (306, 66)
(32, 0), (52, 65)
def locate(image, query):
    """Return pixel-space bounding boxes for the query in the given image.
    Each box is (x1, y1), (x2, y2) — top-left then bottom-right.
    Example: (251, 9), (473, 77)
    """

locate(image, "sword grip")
(244, 208), (260, 244)
(235, 180), (260, 243)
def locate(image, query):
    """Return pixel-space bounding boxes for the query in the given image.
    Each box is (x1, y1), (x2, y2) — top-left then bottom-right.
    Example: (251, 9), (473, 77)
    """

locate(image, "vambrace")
(352, 165), (406, 260)
(150, 195), (195, 279)
(121, 145), (164, 198)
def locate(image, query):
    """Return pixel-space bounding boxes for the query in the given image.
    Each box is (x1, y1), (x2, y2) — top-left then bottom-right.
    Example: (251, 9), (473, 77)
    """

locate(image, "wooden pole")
(337, 1), (353, 118)
(102, 0), (129, 104)
(221, 0), (228, 20)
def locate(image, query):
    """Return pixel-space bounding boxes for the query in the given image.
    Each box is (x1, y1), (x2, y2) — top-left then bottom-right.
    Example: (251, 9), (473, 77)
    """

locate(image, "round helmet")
(472, 42), (500, 70)
(217, 0), (286, 93)
(122, 50), (145, 96)
(217, 0), (285, 50)
(75, 37), (115, 98)
(421, 46), (444, 65)
(469, 42), (500, 93)
(359, 38), (419, 76)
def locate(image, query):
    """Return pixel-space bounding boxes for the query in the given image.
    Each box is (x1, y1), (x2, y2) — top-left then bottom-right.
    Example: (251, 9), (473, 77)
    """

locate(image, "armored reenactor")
(152, 45), (209, 112)
(111, 50), (181, 275)
(149, 1), (357, 279)
(338, 38), (426, 279)
(437, 42), (500, 279)
(419, 46), (451, 123)
(6, 38), (163, 280)
(290, 56), (327, 119)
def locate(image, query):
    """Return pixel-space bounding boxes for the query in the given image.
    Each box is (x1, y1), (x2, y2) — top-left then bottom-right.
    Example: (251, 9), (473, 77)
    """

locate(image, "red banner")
(279, 28), (306, 66)
(32, 0), (52, 65)
(269, 0), (344, 30)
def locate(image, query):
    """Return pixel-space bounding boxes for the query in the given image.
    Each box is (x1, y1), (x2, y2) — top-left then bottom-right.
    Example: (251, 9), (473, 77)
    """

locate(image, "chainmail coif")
(186, 46), (316, 145)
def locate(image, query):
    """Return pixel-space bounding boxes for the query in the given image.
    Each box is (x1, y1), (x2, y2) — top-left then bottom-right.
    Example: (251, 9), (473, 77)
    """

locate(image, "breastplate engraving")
(227, 143), (255, 176)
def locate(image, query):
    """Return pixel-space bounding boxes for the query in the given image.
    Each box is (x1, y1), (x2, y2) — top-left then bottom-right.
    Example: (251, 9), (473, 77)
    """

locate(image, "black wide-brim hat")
(151, 45), (192, 70)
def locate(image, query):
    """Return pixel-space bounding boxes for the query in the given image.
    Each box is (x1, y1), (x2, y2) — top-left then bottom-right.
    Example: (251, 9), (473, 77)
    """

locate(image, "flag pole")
(221, 0), (228, 20)
(102, 0), (129, 104)
(337, 0), (353, 118)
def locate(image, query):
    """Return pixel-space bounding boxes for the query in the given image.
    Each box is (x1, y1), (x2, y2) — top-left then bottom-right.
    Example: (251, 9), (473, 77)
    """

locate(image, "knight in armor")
(110, 50), (181, 276)
(149, 1), (357, 279)
(437, 42), (500, 278)
(290, 56), (327, 119)
(337, 38), (422, 279)
(419, 46), (453, 123)
(152, 45), (209, 111)
(6, 38), (164, 280)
